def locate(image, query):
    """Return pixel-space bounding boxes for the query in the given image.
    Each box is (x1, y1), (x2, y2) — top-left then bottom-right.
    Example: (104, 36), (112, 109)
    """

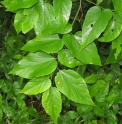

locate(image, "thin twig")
(86, 0), (104, 9)
(72, 0), (82, 26)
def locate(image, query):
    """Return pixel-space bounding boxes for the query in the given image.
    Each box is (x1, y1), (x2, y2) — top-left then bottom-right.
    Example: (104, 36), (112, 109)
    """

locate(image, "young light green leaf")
(58, 49), (82, 68)
(34, 1), (55, 34)
(55, 70), (94, 105)
(99, 19), (122, 42)
(81, 6), (112, 49)
(42, 87), (62, 123)
(1, 0), (39, 11)
(112, 0), (122, 14)
(53, 0), (72, 28)
(22, 34), (64, 53)
(20, 77), (51, 95)
(10, 52), (57, 79)
(63, 34), (101, 65)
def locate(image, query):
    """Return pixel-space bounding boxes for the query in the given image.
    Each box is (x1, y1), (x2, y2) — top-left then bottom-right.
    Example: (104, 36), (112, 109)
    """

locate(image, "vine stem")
(86, 0), (104, 9)
(72, 0), (82, 26)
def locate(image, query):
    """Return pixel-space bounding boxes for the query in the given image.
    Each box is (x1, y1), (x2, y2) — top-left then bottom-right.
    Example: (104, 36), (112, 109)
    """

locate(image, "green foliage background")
(0, 0), (122, 123)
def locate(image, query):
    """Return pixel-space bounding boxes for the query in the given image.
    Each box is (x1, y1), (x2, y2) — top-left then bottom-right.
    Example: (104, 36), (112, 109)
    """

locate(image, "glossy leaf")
(112, 0), (122, 14)
(42, 87), (62, 123)
(22, 34), (63, 53)
(63, 34), (101, 65)
(58, 49), (82, 68)
(1, 0), (39, 11)
(20, 77), (51, 95)
(14, 10), (25, 33)
(55, 70), (94, 105)
(99, 19), (122, 42)
(53, 0), (72, 28)
(10, 52), (57, 79)
(81, 6), (112, 49)
(34, 1), (55, 34)
(42, 20), (72, 34)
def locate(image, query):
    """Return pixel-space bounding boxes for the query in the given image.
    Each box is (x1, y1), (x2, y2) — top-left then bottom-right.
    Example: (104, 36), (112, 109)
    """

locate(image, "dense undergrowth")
(0, 0), (122, 124)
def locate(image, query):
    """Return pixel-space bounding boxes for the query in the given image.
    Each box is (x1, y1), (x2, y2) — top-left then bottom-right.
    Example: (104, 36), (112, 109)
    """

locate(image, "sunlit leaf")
(99, 19), (122, 42)
(81, 6), (112, 49)
(1, 0), (39, 11)
(55, 70), (94, 105)
(22, 34), (64, 53)
(20, 77), (51, 95)
(63, 34), (101, 65)
(58, 49), (82, 68)
(10, 52), (57, 79)
(53, 0), (72, 28)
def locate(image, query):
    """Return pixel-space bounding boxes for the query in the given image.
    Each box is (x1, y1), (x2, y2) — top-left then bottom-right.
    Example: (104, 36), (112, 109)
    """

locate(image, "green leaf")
(20, 77), (51, 95)
(99, 19), (122, 42)
(95, 80), (109, 102)
(85, 74), (98, 84)
(63, 34), (101, 65)
(1, 0), (39, 11)
(42, 87), (62, 123)
(81, 6), (112, 49)
(66, 111), (78, 119)
(0, 109), (3, 121)
(93, 105), (104, 117)
(58, 49), (82, 68)
(0, 94), (2, 106)
(53, 0), (72, 28)
(14, 10), (25, 33)
(42, 20), (72, 34)
(55, 70), (94, 105)
(34, 0), (55, 34)
(112, 0), (122, 14)
(14, 7), (39, 34)
(22, 7), (39, 34)
(97, 0), (103, 4)
(112, 33), (122, 59)
(22, 34), (64, 53)
(10, 52), (57, 79)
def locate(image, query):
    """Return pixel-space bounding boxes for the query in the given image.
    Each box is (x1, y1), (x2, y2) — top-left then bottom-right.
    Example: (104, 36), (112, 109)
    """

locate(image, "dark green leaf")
(55, 70), (94, 105)
(42, 87), (62, 123)
(84, 74), (98, 84)
(10, 52), (57, 79)
(20, 77), (51, 95)
(93, 105), (104, 117)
